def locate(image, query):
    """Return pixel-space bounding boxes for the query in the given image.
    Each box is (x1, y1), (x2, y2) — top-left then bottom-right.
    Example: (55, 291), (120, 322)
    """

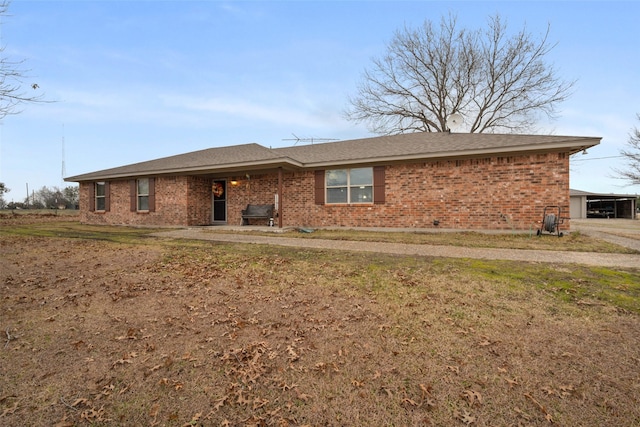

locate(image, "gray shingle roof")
(66, 143), (284, 181)
(66, 133), (600, 182)
(274, 133), (598, 165)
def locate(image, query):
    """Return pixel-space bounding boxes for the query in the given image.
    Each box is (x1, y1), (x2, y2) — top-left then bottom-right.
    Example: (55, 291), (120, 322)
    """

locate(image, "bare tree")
(616, 114), (640, 186)
(345, 13), (574, 134)
(28, 185), (78, 209)
(1, 1), (46, 119)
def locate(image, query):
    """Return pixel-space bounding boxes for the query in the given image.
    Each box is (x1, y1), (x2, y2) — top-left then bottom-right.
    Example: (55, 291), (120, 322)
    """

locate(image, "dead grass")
(1, 218), (639, 426)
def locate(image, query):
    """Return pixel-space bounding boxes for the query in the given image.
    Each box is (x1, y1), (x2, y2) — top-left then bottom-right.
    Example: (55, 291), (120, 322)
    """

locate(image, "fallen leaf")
(314, 362), (327, 372)
(148, 403), (160, 419)
(181, 412), (201, 427)
(54, 415), (75, 427)
(456, 409), (476, 425)
(111, 358), (133, 368)
(253, 398), (269, 409)
(351, 379), (364, 388)
(402, 398), (419, 406)
(506, 377), (519, 387)
(297, 393), (312, 402)
(71, 398), (88, 407)
(462, 390), (483, 406)
(380, 387), (393, 397)
(524, 392), (549, 417)
(286, 345), (299, 362)
(236, 390), (251, 405)
(213, 396), (227, 411)
(420, 383), (432, 394)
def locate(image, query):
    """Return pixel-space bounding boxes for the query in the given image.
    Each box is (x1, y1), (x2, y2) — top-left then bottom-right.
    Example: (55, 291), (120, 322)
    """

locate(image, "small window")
(137, 178), (149, 211)
(95, 182), (106, 211)
(325, 167), (373, 204)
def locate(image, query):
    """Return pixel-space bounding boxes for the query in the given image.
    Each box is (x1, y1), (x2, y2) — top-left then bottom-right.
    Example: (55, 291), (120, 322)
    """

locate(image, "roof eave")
(304, 140), (601, 168)
(65, 157), (303, 182)
(65, 137), (601, 181)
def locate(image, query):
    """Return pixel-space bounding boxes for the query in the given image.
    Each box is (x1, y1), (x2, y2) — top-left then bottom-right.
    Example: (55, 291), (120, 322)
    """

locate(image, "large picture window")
(326, 167), (373, 204)
(95, 182), (106, 211)
(137, 178), (149, 211)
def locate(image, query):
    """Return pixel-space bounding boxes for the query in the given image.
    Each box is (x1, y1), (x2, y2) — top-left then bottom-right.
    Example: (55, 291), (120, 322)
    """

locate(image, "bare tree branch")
(345, 13), (575, 134)
(1, 1), (49, 119)
(615, 114), (640, 186)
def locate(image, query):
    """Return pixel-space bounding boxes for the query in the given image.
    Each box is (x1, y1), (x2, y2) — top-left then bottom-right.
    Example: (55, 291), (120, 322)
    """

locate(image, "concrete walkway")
(572, 219), (640, 252)
(154, 220), (640, 269)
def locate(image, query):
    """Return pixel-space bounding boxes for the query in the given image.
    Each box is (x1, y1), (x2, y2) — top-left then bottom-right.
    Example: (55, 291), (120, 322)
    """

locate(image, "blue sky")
(1, 0), (639, 202)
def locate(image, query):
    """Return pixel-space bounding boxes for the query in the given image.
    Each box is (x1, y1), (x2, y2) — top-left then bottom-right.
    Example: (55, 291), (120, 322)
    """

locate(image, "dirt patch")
(1, 220), (640, 426)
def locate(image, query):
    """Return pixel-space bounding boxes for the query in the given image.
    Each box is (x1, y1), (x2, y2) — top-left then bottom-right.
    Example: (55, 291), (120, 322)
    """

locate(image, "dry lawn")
(1, 215), (639, 426)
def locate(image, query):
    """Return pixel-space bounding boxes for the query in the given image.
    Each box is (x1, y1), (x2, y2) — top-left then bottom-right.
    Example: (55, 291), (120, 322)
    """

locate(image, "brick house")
(65, 132), (600, 230)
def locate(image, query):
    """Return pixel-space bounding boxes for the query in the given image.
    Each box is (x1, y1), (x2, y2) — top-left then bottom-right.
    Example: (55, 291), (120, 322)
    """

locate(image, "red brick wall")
(78, 151), (570, 230)
(280, 152), (570, 230)
(79, 176), (212, 226)
(187, 176), (213, 225)
(226, 175), (280, 226)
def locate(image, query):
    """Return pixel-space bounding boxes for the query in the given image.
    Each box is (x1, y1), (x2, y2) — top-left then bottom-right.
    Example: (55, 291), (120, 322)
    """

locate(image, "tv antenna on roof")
(282, 133), (339, 145)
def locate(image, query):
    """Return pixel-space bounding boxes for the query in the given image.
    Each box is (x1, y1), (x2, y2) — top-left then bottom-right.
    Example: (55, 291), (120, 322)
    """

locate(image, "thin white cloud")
(159, 92), (344, 129)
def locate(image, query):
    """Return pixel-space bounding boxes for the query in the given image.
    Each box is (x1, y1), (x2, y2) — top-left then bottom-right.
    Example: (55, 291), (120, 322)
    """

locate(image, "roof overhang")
(64, 134), (601, 183)
(65, 157), (304, 182)
(304, 139), (598, 169)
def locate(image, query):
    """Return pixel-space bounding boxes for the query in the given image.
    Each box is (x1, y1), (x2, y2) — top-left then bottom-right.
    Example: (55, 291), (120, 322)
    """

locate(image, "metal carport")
(570, 189), (638, 219)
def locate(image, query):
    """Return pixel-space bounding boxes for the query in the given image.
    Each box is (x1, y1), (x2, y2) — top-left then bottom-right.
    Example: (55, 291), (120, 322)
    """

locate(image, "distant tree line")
(0, 183), (79, 210)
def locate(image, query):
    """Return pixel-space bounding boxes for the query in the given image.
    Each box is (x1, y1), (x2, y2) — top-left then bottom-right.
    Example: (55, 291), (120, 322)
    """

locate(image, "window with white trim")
(325, 167), (373, 204)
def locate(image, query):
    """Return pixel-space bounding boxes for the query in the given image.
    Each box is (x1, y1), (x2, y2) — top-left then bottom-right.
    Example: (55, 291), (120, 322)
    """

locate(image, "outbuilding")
(570, 189), (638, 219)
(65, 132), (600, 230)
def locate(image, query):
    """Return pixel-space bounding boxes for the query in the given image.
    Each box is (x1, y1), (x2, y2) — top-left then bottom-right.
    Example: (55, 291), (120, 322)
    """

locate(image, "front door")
(212, 180), (227, 223)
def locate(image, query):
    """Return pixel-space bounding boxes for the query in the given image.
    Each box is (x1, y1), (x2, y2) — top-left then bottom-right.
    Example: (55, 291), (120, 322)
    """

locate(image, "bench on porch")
(241, 204), (275, 226)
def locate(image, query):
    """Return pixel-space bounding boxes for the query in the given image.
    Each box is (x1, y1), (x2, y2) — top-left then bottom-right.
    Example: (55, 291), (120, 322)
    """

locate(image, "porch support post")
(278, 167), (283, 228)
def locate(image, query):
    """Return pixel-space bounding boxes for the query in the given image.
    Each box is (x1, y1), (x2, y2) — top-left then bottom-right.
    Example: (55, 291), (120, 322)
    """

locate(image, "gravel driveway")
(155, 219), (640, 269)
